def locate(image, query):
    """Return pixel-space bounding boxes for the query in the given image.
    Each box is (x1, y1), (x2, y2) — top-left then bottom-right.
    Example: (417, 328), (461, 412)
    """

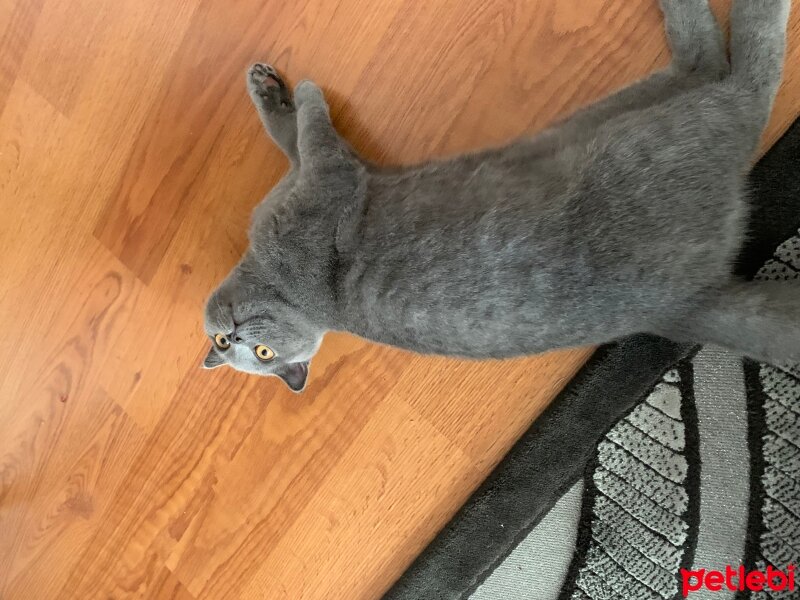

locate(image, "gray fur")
(203, 0), (796, 392)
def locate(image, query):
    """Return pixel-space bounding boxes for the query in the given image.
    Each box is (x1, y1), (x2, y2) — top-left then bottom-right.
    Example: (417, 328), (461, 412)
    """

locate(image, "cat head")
(202, 141), (361, 391)
(202, 255), (325, 392)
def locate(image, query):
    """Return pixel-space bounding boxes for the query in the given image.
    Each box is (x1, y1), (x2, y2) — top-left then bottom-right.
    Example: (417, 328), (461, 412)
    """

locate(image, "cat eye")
(214, 334), (231, 350)
(254, 344), (275, 362)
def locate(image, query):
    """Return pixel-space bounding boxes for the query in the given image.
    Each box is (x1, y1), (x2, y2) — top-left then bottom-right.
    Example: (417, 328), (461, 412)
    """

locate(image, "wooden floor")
(1, 1), (799, 598)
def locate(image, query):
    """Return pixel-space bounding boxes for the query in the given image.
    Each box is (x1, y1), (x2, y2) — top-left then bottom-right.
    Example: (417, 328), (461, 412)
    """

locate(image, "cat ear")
(203, 347), (225, 369)
(273, 362), (309, 392)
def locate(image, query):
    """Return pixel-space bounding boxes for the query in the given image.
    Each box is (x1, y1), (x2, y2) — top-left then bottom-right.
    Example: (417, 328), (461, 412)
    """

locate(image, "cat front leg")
(293, 80), (353, 173)
(247, 63), (300, 165)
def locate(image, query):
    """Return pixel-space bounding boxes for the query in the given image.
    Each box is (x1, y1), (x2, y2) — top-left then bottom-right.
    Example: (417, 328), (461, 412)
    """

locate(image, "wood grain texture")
(1, 0), (798, 598)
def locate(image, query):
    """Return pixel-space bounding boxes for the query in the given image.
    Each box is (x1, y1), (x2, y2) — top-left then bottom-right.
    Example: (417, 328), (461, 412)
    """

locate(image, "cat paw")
(247, 63), (293, 112)
(293, 79), (326, 109)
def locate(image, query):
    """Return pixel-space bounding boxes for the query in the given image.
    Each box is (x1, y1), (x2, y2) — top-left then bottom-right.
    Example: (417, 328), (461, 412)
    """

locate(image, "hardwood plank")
(149, 566), (196, 600)
(92, 0), (404, 283)
(2, 394), (146, 599)
(165, 342), (411, 596)
(0, 244), (143, 590)
(17, 0), (198, 118)
(0, 0), (45, 116)
(239, 400), (476, 600)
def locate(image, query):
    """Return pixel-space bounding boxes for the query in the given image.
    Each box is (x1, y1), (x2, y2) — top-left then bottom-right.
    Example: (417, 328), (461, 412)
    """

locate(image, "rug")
(383, 117), (800, 600)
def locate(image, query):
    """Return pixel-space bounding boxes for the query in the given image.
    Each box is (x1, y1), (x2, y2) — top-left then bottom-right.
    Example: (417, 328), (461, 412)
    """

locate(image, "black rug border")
(383, 118), (800, 600)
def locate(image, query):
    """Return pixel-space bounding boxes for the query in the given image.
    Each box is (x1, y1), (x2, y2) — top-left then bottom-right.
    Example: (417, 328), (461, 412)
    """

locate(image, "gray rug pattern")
(757, 365), (800, 575)
(753, 232), (800, 600)
(568, 367), (693, 600)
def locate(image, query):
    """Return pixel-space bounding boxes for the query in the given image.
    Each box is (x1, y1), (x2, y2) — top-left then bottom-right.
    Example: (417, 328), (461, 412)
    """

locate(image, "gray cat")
(204, 0), (796, 392)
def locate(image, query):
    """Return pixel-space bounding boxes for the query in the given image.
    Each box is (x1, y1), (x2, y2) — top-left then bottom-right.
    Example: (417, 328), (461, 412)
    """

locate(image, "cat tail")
(666, 281), (800, 364)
